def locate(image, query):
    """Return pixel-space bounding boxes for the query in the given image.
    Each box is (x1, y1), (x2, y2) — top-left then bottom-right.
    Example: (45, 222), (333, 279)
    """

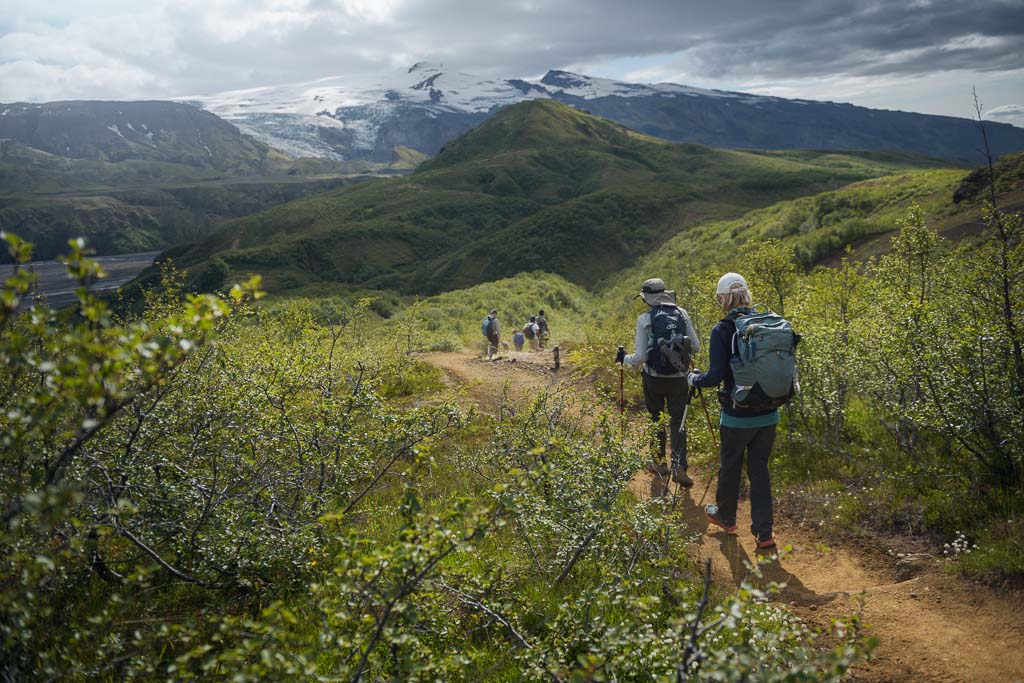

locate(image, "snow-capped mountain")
(184, 62), (549, 161)
(538, 69), (762, 102)
(182, 64), (1024, 164)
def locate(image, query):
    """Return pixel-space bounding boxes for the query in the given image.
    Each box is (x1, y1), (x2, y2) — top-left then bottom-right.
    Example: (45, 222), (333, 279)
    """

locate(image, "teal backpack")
(729, 306), (800, 410)
(481, 317), (495, 337)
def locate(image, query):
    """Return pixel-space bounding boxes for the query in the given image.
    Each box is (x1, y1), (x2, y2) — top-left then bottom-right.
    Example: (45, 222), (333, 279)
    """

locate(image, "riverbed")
(13, 251), (160, 309)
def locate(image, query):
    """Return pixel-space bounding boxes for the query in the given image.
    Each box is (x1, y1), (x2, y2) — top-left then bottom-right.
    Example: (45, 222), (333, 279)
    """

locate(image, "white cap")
(716, 272), (748, 295)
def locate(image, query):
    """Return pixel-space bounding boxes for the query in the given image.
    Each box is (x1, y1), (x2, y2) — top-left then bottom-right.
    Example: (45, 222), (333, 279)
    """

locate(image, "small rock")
(909, 592), (919, 599)
(809, 604), (818, 611)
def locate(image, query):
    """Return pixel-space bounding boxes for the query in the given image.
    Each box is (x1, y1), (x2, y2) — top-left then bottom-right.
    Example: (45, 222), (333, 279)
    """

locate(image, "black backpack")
(647, 305), (692, 374)
(522, 323), (536, 340)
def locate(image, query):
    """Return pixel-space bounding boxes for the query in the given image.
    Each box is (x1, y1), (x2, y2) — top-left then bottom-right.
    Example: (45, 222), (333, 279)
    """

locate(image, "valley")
(2, 53), (1023, 683)
(22, 250), (158, 308)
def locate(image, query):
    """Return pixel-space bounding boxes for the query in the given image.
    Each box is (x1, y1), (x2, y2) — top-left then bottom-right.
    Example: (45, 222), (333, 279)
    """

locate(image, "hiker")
(536, 309), (550, 349)
(482, 309), (500, 360)
(523, 316), (540, 351)
(615, 278), (700, 486)
(688, 273), (782, 553)
(513, 328), (525, 352)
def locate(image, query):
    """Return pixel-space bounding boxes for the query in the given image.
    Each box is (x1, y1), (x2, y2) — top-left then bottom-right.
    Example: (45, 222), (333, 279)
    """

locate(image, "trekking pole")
(696, 390), (718, 506)
(687, 358), (720, 506)
(698, 391), (717, 450)
(618, 351), (625, 416)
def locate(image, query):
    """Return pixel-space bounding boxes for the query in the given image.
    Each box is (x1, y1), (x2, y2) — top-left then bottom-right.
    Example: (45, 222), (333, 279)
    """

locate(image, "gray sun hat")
(637, 278), (676, 306)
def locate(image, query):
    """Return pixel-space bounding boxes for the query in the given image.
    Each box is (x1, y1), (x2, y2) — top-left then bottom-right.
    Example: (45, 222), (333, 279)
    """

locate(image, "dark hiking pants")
(716, 424), (776, 540)
(642, 371), (689, 469)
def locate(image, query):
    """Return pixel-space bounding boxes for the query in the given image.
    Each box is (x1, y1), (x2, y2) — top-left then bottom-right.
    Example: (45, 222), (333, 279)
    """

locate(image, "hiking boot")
(755, 535), (777, 554)
(671, 466), (694, 487)
(704, 505), (737, 533)
(645, 461), (671, 478)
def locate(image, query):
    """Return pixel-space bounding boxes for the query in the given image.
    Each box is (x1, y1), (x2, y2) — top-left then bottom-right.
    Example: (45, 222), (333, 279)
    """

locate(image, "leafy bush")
(1, 232), (868, 679)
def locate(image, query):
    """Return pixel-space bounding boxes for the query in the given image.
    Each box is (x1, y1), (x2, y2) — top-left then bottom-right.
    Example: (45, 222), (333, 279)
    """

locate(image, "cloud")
(0, 0), (1022, 120)
(986, 104), (1024, 128)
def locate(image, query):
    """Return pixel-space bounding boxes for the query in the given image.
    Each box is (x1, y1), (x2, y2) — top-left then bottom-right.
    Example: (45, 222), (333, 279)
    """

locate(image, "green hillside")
(586, 153), (1024, 336)
(593, 168), (963, 311)
(388, 149), (1024, 587)
(0, 148), (409, 261)
(161, 100), (951, 296)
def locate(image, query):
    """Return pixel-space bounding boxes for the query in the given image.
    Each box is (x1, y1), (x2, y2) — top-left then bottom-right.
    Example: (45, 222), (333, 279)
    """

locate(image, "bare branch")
(436, 581), (532, 649)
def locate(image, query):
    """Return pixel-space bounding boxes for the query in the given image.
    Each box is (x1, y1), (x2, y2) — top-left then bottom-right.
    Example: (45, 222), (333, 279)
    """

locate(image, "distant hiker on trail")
(523, 316), (540, 351)
(688, 273), (799, 554)
(482, 309), (500, 360)
(536, 309), (550, 349)
(616, 278), (700, 486)
(513, 329), (525, 352)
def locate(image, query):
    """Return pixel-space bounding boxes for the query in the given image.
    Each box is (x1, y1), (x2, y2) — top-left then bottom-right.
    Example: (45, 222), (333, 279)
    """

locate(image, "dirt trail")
(424, 351), (1024, 683)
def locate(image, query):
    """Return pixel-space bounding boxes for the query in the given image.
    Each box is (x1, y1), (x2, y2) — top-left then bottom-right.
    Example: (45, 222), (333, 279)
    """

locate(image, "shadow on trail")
(660, 479), (844, 607)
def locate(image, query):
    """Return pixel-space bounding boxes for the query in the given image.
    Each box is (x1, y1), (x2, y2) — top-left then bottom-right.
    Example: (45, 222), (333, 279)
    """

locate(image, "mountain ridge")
(180, 64), (1024, 164)
(0, 100), (288, 174)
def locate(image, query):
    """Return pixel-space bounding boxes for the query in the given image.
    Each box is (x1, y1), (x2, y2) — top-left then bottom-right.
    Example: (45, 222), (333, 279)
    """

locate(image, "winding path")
(425, 350), (1024, 683)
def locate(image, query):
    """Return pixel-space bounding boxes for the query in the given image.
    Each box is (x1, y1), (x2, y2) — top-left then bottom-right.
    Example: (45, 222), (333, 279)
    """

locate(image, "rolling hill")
(150, 100), (955, 297)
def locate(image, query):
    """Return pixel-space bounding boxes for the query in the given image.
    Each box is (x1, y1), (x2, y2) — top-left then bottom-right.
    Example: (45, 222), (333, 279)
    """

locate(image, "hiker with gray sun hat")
(615, 277), (700, 486)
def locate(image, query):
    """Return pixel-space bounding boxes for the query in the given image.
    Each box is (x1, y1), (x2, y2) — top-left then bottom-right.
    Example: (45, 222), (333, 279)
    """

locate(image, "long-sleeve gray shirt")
(623, 306), (700, 377)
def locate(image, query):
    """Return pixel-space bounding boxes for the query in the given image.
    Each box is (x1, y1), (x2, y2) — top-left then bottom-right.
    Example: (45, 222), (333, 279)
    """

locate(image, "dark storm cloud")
(648, 0), (1024, 81)
(1, 0), (1022, 102)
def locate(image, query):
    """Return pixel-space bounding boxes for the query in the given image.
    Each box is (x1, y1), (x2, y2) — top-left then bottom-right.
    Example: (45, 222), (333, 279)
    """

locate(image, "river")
(12, 251), (160, 309)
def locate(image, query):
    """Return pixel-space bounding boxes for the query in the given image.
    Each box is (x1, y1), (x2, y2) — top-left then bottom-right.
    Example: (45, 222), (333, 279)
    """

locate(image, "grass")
(392, 271), (595, 351)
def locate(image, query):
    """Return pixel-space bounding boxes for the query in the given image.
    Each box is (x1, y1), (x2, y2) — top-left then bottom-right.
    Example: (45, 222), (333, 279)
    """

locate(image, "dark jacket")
(692, 315), (777, 419)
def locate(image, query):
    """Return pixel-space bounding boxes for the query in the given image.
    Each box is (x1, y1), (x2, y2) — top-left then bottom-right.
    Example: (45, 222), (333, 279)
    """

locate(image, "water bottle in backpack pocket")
(729, 307), (800, 410)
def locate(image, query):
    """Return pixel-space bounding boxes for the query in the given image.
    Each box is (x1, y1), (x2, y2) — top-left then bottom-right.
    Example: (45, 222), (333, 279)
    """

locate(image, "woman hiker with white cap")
(615, 278), (700, 486)
(687, 273), (778, 553)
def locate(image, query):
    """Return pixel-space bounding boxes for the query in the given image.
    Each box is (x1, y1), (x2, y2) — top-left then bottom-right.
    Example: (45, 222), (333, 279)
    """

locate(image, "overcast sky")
(1, 0), (1022, 125)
